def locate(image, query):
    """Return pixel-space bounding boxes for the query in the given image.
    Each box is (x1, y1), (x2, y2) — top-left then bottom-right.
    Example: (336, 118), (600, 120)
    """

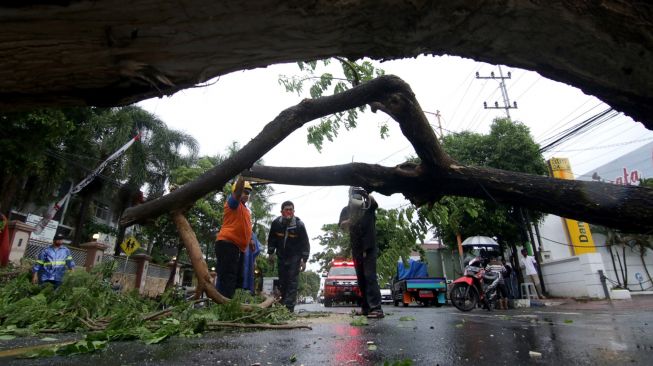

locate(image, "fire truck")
(322, 259), (362, 307)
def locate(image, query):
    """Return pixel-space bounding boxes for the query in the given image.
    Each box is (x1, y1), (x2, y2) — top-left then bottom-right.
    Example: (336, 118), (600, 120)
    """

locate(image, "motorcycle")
(450, 256), (500, 312)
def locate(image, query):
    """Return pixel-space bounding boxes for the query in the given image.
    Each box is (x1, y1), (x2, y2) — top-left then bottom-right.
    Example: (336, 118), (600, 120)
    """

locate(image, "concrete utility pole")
(476, 65), (517, 119)
(424, 110), (445, 140)
(435, 110), (444, 140)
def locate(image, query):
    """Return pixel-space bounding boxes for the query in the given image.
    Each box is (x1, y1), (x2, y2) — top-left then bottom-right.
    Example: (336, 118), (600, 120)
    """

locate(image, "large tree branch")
(123, 74), (653, 234)
(121, 75), (435, 225)
(243, 163), (653, 233)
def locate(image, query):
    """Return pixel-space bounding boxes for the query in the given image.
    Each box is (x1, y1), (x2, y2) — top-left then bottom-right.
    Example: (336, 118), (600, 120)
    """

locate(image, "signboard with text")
(548, 157), (597, 255)
(26, 214), (58, 242)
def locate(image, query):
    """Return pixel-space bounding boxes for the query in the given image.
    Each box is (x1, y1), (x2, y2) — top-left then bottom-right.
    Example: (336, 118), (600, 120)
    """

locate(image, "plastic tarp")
(396, 259), (429, 280)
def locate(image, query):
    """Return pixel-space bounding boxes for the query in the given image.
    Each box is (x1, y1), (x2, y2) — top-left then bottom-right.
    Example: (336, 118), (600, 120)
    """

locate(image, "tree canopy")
(419, 117), (547, 247)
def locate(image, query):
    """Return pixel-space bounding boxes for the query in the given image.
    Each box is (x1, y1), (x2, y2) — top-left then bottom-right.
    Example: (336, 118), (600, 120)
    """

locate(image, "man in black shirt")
(339, 187), (383, 318)
(267, 201), (310, 312)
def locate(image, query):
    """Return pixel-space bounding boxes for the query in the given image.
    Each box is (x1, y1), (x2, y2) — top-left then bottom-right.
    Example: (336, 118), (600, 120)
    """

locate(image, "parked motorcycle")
(450, 256), (500, 312)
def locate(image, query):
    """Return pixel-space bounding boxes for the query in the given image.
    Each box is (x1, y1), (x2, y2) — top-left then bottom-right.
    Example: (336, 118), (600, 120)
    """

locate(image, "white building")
(537, 142), (653, 299)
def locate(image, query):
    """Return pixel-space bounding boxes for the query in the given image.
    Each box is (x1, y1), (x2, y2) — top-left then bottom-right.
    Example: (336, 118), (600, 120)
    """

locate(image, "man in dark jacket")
(267, 201), (310, 312)
(339, 187), (383, 318)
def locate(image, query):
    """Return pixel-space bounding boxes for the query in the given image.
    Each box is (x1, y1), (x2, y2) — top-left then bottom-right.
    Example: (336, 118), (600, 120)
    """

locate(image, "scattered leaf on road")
(368, 344), (378, 351)
(399, 316), (415, 321)
(564, 319), (573, 324)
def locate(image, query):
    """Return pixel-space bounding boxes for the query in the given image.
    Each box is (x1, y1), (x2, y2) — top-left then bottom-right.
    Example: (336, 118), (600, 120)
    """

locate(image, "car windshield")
(328, 266), (356, 276)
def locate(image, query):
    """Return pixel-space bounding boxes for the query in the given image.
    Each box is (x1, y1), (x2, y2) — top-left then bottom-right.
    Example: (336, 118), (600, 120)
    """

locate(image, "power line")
(536, 100), (603, 141)
(513, 76), (541, 101)
(448, 68), (479, 131)
(539, 108), (617, 153)
(459, 78), (490, 131)
(547, 136), (653, 153)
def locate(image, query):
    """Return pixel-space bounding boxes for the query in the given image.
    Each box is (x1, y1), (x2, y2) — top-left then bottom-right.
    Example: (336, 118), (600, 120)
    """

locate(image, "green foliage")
(298, 271), (320, 298)
(309, 208), (426, 286)
(350, 316), (369, 326)
(418, 117), (547, 249)
(383, 360), (413, 366)
(0, 269), (291, 358)
(310, 223), (352, 272)
(279, 58), (386, 151)
(376, 208), (426, 285)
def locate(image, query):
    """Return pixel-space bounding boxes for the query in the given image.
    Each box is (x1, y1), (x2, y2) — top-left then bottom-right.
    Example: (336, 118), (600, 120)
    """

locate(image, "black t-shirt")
(339, 198), (378, 255)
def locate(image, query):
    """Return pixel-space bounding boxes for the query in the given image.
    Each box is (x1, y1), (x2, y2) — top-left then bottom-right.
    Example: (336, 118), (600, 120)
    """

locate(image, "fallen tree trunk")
(123, 75), (653, 233)
(171, 211), (274, 309)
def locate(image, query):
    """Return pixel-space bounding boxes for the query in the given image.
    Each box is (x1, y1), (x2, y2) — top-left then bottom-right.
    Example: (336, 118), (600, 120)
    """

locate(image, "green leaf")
(290, 353), (298, 362)
(144, 333), (169, 345)
(399, 316), (415, 321)
(350, 317), (369, 326)
(0, 335), (16, 340)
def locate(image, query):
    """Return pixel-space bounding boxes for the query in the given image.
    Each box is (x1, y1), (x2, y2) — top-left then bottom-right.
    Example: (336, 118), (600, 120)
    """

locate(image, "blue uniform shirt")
(32, 245), (75, 284)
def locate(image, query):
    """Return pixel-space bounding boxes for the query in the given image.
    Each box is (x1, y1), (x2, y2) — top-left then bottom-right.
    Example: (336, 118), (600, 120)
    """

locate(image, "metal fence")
(25, 239), (87, 266)
(147, 264), (170, 279)
(26, 239), (168, 281)
(103, 255), (138, 274)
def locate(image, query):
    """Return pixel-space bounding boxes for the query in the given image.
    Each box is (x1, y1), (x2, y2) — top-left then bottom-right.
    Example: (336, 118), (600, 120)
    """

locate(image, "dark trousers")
(277, 255), (301, 311)
(353, 247), (382, 313)
(215, 240), (243, 298)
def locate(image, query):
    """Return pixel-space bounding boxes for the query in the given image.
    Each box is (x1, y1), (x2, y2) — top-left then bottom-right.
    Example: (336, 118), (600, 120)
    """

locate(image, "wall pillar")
(133, 253), (151, 295)
(8, 221), (35, 265)
(79, 241), (109, 271)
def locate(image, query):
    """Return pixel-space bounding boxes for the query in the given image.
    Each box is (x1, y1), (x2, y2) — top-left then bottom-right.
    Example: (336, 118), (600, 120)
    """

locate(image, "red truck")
(323, 259), (362, 307)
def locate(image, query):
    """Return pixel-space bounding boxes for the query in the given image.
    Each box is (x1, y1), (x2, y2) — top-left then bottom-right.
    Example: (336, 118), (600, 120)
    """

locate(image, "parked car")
(380, 288), (393, 304)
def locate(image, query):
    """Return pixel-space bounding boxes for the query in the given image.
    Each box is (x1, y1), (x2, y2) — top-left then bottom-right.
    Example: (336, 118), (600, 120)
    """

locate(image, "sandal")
(366, 310), (385, 319)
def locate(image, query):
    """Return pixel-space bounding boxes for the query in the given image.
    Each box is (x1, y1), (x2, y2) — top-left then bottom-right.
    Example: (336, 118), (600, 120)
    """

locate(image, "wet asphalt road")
(2, 300), (652, 365)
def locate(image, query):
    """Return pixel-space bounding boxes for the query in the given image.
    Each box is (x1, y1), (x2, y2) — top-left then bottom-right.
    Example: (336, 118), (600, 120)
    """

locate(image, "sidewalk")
(537, 293), (653, 311)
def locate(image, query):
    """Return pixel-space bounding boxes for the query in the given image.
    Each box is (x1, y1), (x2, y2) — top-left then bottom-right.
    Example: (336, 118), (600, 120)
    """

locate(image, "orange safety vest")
(216, 199), (252, 252)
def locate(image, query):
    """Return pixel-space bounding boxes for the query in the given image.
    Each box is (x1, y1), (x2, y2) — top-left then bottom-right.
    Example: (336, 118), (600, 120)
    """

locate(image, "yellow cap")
(231, 180), (253, 192)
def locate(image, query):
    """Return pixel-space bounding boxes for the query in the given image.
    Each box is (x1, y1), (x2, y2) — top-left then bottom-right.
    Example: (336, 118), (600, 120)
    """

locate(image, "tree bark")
(170, 211), (274, 309)
(170, 211), (230, 304)
(1, 1), (652, 129)
(122, 75), (653, 233)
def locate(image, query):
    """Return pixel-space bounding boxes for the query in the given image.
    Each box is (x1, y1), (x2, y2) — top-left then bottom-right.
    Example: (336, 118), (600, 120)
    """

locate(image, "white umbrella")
(461, 235), (499, 246)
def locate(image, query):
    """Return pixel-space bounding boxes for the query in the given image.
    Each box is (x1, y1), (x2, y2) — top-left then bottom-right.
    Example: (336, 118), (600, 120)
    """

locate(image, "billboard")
(547, 158), (597, 255)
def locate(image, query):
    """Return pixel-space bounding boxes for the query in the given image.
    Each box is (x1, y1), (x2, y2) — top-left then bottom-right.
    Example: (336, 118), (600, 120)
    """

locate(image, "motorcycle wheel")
(450, 283), (478, 312)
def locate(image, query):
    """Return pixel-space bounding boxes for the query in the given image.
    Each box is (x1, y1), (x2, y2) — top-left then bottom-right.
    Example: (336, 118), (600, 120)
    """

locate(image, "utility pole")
(435, 110), (444, 140)
(476, 65), (517, 119)
(423, 110), (445, 140)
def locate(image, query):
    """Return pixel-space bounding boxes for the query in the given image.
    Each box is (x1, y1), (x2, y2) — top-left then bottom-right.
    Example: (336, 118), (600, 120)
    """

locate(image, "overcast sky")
(138, 55), (653, 268)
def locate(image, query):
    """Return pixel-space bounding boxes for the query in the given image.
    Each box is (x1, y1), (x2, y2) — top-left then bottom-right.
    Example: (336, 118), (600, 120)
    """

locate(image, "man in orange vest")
(215, 176), (254, 298)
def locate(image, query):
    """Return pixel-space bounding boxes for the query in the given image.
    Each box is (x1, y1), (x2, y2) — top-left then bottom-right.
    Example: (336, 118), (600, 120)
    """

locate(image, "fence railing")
(24, 239), (175, 296)
(25, 239), (88, 266)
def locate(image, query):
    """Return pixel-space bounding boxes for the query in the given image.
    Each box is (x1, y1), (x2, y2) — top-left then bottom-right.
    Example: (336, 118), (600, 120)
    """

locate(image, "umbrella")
(461, 235), (499, 246)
